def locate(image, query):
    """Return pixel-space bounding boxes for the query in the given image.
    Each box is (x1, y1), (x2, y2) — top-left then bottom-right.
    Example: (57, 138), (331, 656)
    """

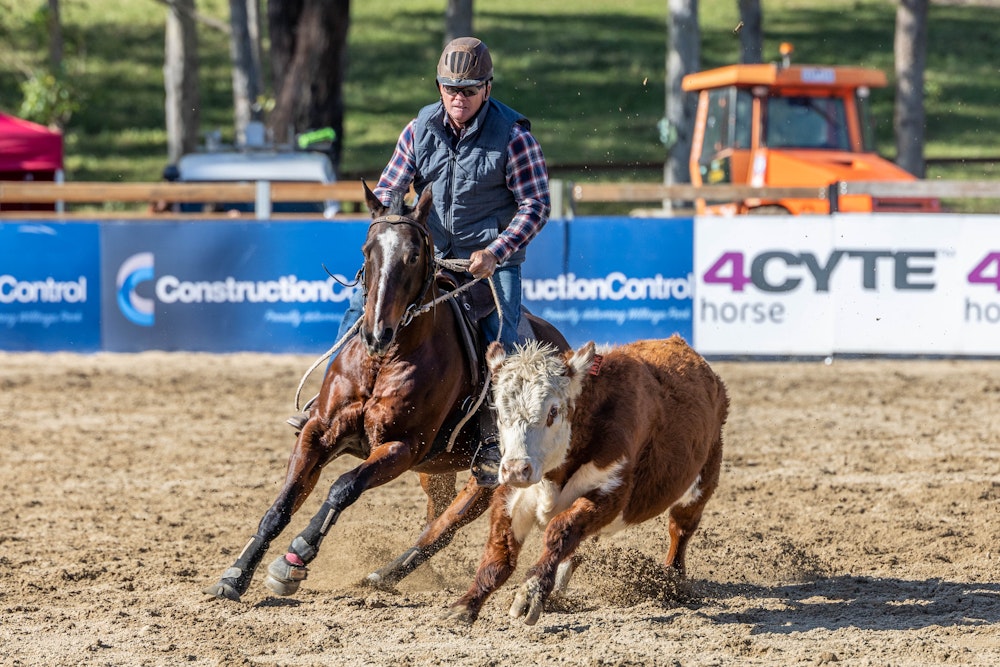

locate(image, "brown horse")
(203, 183), (568, 601)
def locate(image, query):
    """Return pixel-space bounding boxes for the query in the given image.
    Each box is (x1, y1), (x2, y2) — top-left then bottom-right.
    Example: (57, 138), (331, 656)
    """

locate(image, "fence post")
(550, 179), (574, 221)
(255, 181), (272, 220)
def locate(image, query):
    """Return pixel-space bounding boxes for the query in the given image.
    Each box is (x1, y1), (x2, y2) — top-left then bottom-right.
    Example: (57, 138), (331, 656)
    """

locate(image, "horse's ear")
(485, 341), (506, 376)
(565, 341), (596, 378)
(362, 179), (385, 217)
(413, 185), (434, 222)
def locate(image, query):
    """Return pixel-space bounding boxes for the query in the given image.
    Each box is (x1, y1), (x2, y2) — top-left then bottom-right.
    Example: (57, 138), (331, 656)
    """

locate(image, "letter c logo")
(116, 252), (154, 326)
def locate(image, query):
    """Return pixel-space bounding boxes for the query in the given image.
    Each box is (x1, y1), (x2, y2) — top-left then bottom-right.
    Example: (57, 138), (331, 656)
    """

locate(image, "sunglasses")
(441, 83), (486, 98)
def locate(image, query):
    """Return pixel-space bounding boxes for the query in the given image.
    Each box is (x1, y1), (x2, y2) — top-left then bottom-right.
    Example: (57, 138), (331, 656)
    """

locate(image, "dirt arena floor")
(1, 350), (998, 666)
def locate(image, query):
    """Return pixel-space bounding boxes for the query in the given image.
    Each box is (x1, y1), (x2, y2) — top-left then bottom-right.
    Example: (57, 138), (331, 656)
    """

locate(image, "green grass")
(1, 0), (999, 189)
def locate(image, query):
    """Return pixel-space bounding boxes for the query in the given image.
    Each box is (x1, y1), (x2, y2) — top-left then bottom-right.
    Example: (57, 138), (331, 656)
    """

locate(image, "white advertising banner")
(694, 213), (1000, 357)
(694, 217), (836, 355)
(831, 214), (961, 354)
(955, 216), (1000, 354)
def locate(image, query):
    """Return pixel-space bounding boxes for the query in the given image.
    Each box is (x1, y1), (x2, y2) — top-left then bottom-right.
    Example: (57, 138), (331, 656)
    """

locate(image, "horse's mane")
(387, 188), (407, 216)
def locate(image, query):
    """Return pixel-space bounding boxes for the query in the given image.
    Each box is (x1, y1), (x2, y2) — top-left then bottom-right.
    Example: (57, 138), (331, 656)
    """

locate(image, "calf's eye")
(546, 405), (559, 426)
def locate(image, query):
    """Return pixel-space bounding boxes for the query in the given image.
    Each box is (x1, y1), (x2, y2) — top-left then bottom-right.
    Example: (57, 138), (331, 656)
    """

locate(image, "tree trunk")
(48, 0), (63, 72)
(894, 0), (928, 178)
(164, 0), (201, 165)
(268, 0), (349, 174)
(737, 0), (762, 64)
(445, 0), (474, 44)
(229, 0), (264, 146)
(664, 0), (699, 207)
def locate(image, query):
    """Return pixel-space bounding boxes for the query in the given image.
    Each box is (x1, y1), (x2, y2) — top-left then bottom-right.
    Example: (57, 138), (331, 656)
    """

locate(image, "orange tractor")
(682, 45), (939, 215)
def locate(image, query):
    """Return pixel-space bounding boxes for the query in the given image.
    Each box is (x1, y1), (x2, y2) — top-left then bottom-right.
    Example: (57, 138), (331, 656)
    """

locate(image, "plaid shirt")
(375, 109), (550, 265)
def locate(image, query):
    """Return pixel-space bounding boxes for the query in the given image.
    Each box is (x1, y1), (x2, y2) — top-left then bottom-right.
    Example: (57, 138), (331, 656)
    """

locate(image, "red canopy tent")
(0, 111), (63, 177)
(0, 112), (64, 210)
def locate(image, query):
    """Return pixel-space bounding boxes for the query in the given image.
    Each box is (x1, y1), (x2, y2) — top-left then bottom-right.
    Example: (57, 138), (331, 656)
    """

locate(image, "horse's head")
(359, 181), (435, 357)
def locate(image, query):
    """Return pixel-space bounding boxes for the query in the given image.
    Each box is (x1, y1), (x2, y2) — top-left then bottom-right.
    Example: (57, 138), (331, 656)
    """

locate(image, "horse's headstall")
(364, 213), (436, 317)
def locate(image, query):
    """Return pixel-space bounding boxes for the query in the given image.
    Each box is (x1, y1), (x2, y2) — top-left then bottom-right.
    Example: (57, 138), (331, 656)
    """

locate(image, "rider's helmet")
(436, 37), (494, 87)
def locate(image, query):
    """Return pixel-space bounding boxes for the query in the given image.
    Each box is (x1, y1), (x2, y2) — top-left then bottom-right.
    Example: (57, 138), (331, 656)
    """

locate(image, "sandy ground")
(0, 350), (998, 666)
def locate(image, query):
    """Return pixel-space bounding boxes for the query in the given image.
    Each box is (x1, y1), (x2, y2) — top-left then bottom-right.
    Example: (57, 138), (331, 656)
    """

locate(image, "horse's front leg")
(203, 434), (326, 602)
(366, 475), (494, 590)
(264, 439), (420, 596)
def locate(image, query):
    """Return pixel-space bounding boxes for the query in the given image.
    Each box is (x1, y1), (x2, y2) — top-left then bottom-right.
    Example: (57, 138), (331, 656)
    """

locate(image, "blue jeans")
(481, 264), (522, 353)
(337, 283), (365, 342)
(334, 264), (523, 352)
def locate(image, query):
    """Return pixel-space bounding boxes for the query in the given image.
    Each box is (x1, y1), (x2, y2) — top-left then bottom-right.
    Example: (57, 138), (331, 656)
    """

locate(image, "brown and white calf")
(449, 334), (728, 625)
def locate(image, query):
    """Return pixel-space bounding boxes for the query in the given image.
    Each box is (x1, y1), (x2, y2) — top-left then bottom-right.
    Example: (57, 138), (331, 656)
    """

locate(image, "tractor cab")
(682, 44), (939, 215)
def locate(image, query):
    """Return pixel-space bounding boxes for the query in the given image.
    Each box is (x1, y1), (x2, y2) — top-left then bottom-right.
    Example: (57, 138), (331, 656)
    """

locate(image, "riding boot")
(285, 394), (318, 431)
(470, 405), (502, 488)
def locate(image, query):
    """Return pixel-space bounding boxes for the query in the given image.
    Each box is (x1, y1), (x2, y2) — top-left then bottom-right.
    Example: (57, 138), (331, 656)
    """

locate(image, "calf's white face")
(486, 341), (595, 487)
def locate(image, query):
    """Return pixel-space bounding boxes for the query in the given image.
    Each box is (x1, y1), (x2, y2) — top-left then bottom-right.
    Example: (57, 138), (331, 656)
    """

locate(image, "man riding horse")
(289, 37), (551, 487)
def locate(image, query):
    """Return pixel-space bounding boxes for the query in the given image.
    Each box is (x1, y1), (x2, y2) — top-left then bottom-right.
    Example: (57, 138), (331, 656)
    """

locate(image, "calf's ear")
(565, 341), (596, 378)
(486, 341), (507, 375)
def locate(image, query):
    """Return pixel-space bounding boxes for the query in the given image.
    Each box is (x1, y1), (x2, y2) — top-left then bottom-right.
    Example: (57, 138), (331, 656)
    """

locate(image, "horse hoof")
(264, 554), (308, 596)
(264, 574), (300, 596)
(202, 582), (241, 602)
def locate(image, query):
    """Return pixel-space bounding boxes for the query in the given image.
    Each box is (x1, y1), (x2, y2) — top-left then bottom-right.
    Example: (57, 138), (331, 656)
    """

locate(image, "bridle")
(363, 213), (437, 330)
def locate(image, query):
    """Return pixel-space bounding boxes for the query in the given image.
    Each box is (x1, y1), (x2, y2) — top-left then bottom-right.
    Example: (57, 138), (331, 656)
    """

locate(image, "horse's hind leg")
(203, 435), (325, 602)
(421, 472), (459, 524)
(366, 475), (493, 589)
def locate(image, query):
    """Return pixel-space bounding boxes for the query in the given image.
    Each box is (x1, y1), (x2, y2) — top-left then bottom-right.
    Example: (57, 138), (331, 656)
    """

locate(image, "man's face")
(439, 82), (490, 128)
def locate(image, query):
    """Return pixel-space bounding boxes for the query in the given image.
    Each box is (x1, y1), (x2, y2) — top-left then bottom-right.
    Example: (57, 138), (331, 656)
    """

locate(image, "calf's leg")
(664, 435), (723, 577)
(447, 486), (521, 624)
(511, 494), (622, 626)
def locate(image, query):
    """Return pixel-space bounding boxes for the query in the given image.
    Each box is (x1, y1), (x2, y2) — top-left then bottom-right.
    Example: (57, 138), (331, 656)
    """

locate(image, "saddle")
(436, 269), (495, 390)
(426, 269), (536, 460)
(434, 269), (543, 385)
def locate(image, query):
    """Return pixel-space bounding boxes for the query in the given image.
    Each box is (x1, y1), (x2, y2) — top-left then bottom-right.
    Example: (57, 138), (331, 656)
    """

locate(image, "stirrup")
(285, 394), (318, 430)
(470, 440), (501, 488)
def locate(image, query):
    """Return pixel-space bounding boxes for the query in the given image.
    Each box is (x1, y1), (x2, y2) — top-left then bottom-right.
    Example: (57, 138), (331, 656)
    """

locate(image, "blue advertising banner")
(100, 220), (368, 352)
(523, 216), (693, 347)
(0, 221), (101, 351)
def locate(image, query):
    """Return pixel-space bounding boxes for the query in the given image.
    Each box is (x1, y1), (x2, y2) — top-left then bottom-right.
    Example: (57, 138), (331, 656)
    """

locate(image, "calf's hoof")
(264, 553), (308, 596)
(444, 603), (477, 626)
(509, 578), (545, 626)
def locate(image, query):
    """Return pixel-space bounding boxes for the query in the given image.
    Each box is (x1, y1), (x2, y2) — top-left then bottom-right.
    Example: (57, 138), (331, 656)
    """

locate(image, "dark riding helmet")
(436, 37), (494, 87)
